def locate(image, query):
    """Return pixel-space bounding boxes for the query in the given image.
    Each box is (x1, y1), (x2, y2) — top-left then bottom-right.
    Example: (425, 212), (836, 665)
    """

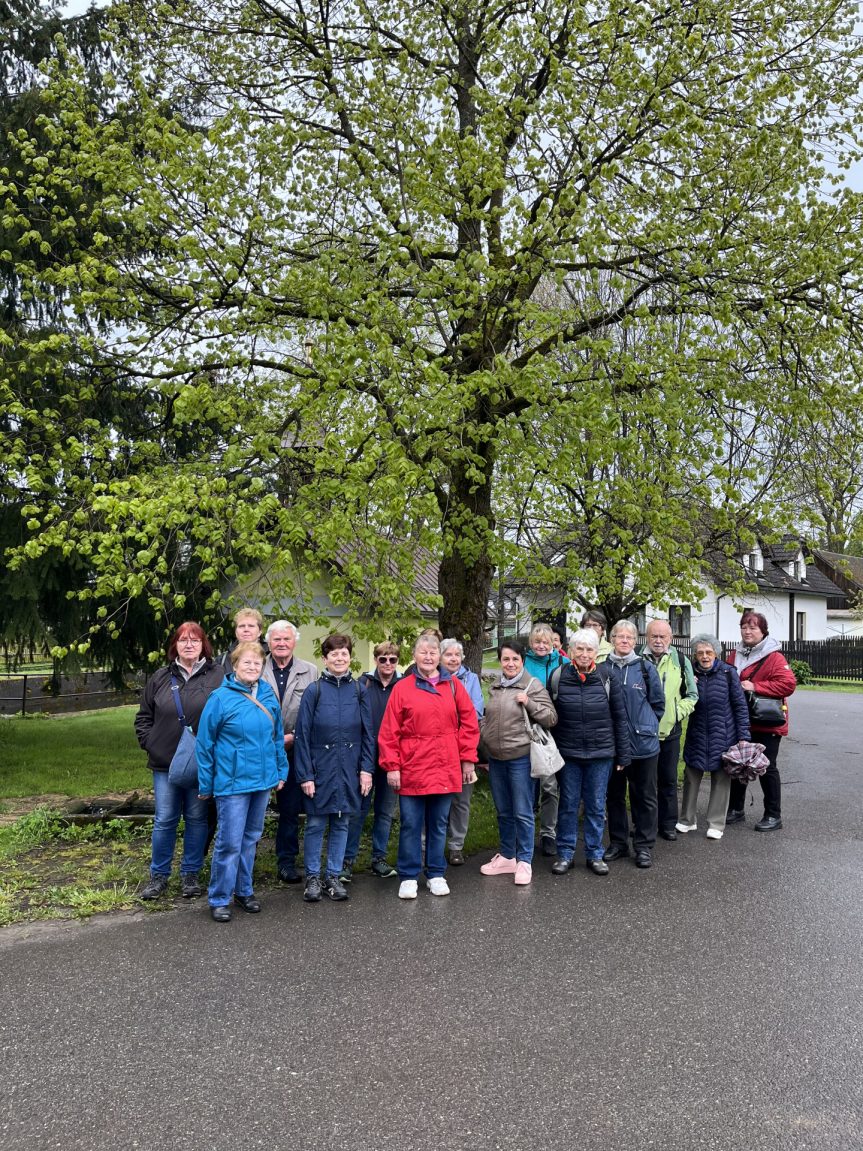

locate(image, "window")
(796, 611), (806, 640)
(669, 605), (691, 637)
(745, 547), (764, 573)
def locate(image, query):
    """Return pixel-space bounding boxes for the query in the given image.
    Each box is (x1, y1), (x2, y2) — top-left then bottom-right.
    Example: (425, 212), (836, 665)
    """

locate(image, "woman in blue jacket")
(603, 620), (666, 868)
(678, 634), (750, 840)
(197, 642), (289, 922)
(293, 634), (375, 904)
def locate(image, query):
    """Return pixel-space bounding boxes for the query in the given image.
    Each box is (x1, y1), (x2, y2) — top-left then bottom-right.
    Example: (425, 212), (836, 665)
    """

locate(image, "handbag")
(167, 676), (199, 788)
(745, 692), (786, 727)
(741, 656), (786, 728)
(522, 704), (564, 779)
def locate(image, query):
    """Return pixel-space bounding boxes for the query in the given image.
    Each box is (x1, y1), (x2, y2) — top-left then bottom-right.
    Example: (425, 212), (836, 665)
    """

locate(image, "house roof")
(812, 548), (863, 591)
(708, 536), (845, 600)
(330, 541), (440, 617)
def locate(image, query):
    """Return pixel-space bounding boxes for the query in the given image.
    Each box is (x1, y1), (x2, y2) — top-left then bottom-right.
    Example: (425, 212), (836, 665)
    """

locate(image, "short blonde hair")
(233, 607), (263, 628)
(230, 641), (266, 668)
(529, 623), (554, 644)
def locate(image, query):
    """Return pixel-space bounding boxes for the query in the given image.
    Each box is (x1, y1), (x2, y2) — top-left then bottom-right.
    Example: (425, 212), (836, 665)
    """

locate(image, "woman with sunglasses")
(342, 641), (403, 879)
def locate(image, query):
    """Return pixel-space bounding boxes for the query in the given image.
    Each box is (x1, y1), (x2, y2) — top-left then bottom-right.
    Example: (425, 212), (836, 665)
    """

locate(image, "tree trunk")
(437, 463), (495, 673)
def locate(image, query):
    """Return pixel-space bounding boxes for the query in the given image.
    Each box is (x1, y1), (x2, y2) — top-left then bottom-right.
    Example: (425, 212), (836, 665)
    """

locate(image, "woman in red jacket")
(725, 611), (796, 831)
(378, 633), (480, 900)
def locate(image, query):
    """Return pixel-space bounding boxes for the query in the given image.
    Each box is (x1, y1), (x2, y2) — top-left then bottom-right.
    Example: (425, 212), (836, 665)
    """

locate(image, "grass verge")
(0, 778), (505, 926)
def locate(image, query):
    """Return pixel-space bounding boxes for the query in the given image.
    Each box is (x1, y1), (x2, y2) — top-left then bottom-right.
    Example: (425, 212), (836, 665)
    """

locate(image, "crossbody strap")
(240, 691), (276, 731)
(170, 676), (188, 726)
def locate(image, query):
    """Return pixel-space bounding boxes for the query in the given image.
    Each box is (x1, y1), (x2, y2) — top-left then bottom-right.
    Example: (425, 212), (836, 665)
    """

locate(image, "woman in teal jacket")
(197, 642), (289, 922)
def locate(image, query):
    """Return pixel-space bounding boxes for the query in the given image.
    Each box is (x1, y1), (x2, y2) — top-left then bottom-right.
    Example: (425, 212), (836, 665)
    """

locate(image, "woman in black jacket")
(551, 629), (631, 875)
(679, 634), (750, 840)
(134, 622), (224, 900)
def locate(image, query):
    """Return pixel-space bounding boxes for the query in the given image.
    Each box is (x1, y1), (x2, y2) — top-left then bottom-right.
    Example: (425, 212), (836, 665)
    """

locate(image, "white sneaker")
(706, 828), (723, 840)
(675, 821), (697, 833)
(426, 876), (450, 897)
(398, 880), (418, 900)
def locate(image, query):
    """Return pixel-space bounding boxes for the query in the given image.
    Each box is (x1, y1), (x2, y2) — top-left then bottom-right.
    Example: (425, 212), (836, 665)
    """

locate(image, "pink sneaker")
(480, 853), (517, 876)
(514, 862), (532, 885)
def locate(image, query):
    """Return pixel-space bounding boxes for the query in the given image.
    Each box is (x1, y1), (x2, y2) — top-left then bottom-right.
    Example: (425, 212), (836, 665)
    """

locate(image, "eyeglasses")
(377, 655), (398, 664)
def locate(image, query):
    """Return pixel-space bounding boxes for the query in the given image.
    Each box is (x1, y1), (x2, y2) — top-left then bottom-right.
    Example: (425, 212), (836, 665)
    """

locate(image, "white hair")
(440, 638), (464, 658)
(265, 619), (300, 644)
(610, 619), (638, 639)
(568, 628), (599, 653)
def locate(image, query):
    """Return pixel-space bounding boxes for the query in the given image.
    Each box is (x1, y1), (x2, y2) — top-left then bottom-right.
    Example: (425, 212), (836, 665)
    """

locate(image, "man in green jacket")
(642, 619), (698, 840)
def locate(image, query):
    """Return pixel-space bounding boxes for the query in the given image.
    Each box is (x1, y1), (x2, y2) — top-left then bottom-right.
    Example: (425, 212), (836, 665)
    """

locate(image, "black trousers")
(607, 753), (659, 852)
(657, 732), (681, 833)
(275, 755), (303, 866)
(730, 732), (782, 818)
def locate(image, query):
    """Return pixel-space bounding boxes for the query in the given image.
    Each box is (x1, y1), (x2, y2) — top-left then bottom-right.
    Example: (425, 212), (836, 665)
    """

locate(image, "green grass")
(0, 706), (148, 798)
(799, 680), (863, 693)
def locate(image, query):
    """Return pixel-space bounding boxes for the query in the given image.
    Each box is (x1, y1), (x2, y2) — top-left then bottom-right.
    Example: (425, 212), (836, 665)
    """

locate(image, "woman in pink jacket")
(378, 633), (479, 900)
(725, 610), (796, 831)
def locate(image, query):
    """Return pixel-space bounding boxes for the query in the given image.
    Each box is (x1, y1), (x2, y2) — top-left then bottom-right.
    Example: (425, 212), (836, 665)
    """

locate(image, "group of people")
(133, 605), (796, 920)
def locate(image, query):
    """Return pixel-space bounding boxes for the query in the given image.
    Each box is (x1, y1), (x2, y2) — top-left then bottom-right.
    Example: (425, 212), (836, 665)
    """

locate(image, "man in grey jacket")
(261, 620), (318, 882)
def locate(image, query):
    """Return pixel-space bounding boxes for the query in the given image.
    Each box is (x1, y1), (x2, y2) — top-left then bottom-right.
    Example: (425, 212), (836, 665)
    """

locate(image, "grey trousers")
(679, 765), (731, 833)
(539, 773), (559, 841)
(447, 782), (474, 850)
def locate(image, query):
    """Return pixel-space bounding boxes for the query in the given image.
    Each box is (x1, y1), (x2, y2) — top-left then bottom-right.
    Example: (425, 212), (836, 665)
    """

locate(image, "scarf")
(734, 635), (782, 675)
(500, 672), (524, 688)
(607, 650), (640, 667)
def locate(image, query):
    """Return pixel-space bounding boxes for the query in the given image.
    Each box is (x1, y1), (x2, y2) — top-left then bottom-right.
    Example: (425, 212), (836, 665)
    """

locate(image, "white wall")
(645, 584), (831, 642)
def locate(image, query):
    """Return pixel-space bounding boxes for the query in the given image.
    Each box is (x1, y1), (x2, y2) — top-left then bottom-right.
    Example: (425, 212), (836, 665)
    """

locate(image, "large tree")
(6, 0), (863, 667)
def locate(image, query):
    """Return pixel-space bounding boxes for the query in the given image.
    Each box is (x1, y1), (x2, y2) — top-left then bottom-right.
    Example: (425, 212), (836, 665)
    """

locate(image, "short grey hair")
(610, 619), (638, 639)
(691, 633), (720, 655)
(265, 619), (300, 644)
(440, 638), (464, 659)
(568, 628), (599, 654)
(413, 633), (441, 654)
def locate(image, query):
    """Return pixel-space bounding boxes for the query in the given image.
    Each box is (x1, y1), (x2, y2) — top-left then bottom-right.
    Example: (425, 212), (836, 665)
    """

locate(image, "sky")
(58, 0), (863, 192)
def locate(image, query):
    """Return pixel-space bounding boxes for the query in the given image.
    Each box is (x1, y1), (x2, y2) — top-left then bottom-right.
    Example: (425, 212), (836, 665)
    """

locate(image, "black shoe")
(635, 850), (653, 869)
(603, 844), (629, 862)
(278, 865), (302, 884)
(303, 875), (322, 902)
(234, 893), (261, 913)
(587, 859), (609, 876)
(371, 858), (398, 878)
(725, 808), (745, 825)
(211, 905), (232, 922)
(181, 873), (202, 898)
(755, 816), (782, 832)
(541, 835), (556, 857)
(140, 874), (169, 901)
(551, 857), (573, 874)
(449, 848), (466, 866)
(659, 828), (678, 841)
(322, 873), (349, 901)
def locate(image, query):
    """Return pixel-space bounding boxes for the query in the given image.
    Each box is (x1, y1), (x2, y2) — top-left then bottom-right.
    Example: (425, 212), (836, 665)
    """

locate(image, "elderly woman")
(134, 621), (225, 901)
(725, 610), (797, 831)
(677, 634), (750, 840)
(440, 638), (485, 866)
(196, 642), (288, 922)
(524, 622), (569, 856)
(479, 640), (556, 884)
(341, 640), (403, 881)
(293, 633), (375, 903)
(604, 619), (666, 868)
(551, 629), (631, 875)
(378, 633), (480, 900)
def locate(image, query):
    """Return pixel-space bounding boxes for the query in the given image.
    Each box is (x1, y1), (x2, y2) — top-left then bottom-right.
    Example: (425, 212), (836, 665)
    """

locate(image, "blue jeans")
(398, 793), (453, 879)
(345, 768), (397, 863)
(487, 755), (534, 863)
(150, 770), (209, 877)
(304, 813), (350, 877)
(557, 758), (614, 862)
(208, 790), (270, 907)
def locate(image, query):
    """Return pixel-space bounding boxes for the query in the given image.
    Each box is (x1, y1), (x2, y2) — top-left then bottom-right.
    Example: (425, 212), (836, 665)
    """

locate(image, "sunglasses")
(377, 655), (398, 664)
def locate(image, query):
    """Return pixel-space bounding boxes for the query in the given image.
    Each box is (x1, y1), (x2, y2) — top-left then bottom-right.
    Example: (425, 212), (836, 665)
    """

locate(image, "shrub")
(789, 659), (813, 684)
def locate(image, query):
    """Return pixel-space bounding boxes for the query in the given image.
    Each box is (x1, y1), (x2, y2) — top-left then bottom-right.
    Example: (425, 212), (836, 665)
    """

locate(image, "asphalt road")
(2, 689), (862, 1151)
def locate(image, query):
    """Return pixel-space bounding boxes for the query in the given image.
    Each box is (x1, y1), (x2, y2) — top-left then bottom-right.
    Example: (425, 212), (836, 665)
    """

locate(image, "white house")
(641, 539), (845, 644)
